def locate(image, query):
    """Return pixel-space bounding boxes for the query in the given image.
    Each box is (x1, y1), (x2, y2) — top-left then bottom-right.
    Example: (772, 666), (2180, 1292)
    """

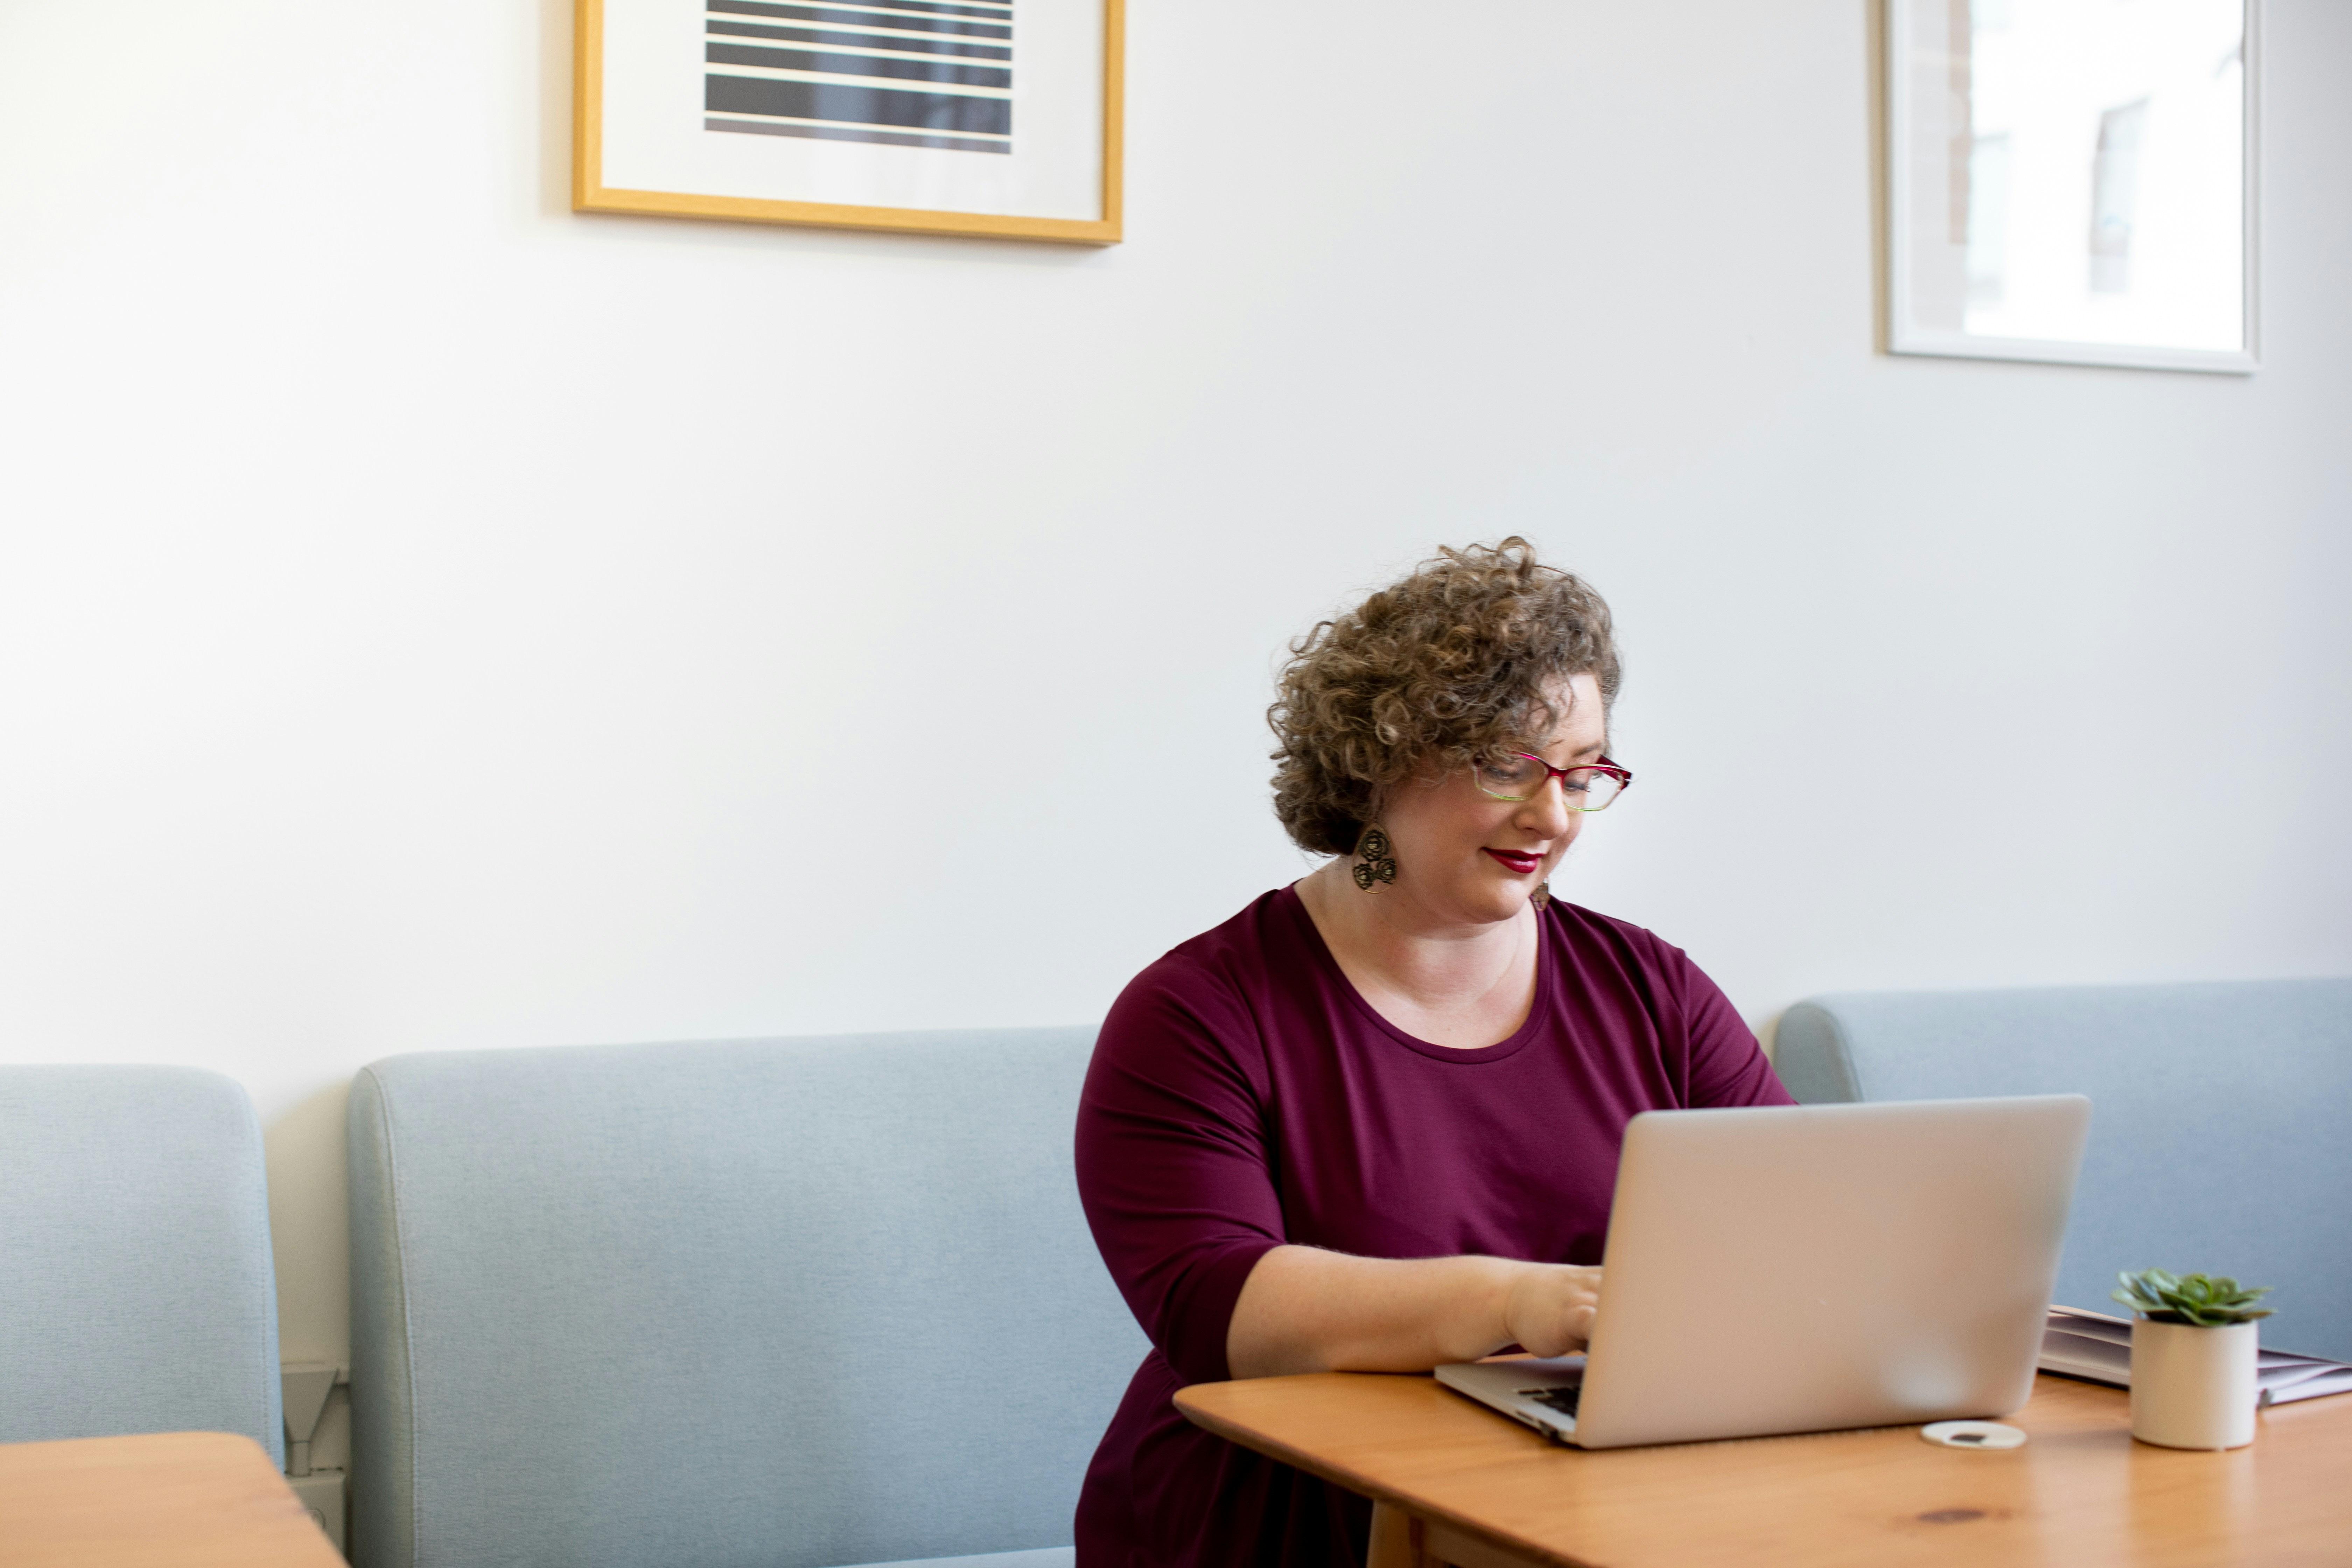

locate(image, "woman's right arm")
(1075, 974), (1293, 1387)
(1225, 1245), (1601, 1379)
(1077, 969), (1601, 1386)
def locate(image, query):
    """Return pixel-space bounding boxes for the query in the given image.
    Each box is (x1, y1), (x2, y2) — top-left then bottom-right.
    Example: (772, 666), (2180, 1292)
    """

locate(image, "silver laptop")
(1437, 1095), (2090, 1449)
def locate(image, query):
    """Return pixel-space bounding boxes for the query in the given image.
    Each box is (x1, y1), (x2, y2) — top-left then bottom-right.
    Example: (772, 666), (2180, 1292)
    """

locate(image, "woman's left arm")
(1674, 954), (1797, 1108)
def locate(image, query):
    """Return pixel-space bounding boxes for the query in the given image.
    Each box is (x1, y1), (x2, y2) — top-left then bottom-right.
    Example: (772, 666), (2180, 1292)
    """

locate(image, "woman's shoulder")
(1114, 886), (1306, 1008)
(1542, 898), (1784, 1104)
(1093, 888), (1314, 1068)
(1541, 897), (1708, 985)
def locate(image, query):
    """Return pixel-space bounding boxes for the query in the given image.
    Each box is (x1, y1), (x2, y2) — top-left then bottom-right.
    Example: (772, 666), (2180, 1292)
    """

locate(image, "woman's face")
(1376, 673), (1608, 928)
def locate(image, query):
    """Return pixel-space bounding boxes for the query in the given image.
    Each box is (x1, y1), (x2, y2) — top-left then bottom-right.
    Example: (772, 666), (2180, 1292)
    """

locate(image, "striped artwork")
(704, 0), (1014, 155)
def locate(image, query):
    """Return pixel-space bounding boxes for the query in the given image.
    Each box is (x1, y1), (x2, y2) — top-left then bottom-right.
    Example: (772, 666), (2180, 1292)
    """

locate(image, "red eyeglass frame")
(1477, 753), (1636, 811)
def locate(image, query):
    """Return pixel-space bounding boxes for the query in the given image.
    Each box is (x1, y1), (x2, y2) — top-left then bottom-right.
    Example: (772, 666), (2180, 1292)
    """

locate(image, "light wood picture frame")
(575, 0), (1122, 244)
(1886, 0), (2256, 374)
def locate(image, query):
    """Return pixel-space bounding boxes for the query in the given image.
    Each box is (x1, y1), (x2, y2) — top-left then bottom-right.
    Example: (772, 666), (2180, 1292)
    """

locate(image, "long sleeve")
(1074, 961), (1286, 1386)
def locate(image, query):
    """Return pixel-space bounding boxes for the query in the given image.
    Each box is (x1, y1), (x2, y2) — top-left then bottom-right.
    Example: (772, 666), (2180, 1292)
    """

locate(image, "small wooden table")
(1176, 1371), (2352, 1568)
(0, 1431), (344, 1568)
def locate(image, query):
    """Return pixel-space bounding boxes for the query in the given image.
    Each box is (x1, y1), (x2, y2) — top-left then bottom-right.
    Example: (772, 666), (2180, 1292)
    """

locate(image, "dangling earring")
(1530, 881), (1552, 912)
(1351, 827), (1398, 891)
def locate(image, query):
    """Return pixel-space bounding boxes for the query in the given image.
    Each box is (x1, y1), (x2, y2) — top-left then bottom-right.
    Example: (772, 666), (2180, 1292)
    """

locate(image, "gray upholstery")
(0, 1065), (284, 1461)
(1776, 979), (2352, 1362)
(349, 1028), (1145, 1568)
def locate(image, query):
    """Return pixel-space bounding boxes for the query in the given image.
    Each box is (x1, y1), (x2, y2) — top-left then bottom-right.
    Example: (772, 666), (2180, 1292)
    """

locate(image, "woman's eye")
(1481, 760), (1536, 786)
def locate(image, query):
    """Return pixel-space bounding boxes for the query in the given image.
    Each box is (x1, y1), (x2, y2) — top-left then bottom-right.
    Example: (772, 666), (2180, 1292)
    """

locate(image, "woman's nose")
(1519, 778), (1575, 837)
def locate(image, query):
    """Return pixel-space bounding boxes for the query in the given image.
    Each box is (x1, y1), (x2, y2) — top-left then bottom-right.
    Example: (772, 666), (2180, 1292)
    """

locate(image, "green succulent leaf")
(2113, 1268), (2276, 1326)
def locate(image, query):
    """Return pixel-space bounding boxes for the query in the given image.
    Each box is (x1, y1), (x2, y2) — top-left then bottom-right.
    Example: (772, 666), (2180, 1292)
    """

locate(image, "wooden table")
(0, 1432), (344, 1568)
(1177, 1371), (2352, 1568)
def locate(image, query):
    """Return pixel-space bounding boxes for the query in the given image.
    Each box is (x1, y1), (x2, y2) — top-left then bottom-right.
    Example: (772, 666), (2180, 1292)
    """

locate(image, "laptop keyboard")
(1519, 1384), (1582, 1418)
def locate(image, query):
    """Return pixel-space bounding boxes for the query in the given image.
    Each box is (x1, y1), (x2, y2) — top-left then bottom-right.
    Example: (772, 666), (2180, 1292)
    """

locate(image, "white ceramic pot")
(2130, 1318), (2259, 1450)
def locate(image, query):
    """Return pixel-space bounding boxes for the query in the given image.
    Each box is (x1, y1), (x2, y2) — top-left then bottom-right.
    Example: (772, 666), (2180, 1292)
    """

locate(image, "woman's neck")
(1294, 860), (1540, 1049)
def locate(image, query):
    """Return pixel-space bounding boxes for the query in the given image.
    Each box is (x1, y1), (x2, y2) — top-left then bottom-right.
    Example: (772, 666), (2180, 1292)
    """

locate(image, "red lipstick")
(1483, 848), (1542, 875)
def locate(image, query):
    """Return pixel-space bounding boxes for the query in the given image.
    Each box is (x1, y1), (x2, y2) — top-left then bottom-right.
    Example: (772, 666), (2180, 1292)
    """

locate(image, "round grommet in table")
(1921, 1420), (2027, 1449)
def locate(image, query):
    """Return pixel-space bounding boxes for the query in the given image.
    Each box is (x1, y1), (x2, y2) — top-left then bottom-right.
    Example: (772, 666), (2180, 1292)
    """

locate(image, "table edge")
(1174, 1377), (1592, 1568)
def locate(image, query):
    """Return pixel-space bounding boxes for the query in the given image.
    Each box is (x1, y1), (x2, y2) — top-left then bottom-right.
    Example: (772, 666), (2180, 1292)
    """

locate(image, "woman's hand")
(1503, 1262), (1603, 1357)
(1227, 1247), (1603, 1378)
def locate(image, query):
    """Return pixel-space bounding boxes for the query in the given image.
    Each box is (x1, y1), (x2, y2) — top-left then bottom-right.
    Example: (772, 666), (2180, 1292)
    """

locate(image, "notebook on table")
(2040, 1305), (2352, 1407)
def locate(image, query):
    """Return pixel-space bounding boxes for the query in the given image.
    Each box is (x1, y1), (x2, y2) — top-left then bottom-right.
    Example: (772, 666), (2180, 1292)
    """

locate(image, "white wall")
(2, 0), (2345, 1384)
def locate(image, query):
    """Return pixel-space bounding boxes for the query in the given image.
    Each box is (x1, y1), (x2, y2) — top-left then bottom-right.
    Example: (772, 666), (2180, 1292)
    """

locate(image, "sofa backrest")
(0, 1065), (283, 1460)
(348, 1027), (1146, 1568)
(1774, 979), (2352, 1362)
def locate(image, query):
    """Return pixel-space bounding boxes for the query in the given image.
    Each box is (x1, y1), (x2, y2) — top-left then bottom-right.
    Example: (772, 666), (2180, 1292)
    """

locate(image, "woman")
(1072, 539), (1792, 1567)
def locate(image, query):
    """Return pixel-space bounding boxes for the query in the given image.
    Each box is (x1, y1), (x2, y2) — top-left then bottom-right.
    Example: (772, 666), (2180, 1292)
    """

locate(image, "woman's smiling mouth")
(1482, 848), (1542, 875)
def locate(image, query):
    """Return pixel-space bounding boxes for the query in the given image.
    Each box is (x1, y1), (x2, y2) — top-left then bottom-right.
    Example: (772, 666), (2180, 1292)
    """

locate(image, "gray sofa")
(342, 982), (2350, 1566)
(348, 1027), (1146, 1568)
(1776, 978), (2352, 1362)
(0, 1065), (284, 1460)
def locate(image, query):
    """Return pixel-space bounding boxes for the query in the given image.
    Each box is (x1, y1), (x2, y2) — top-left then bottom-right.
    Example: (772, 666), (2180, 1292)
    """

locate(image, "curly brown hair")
(1267, 538), (1623, 856)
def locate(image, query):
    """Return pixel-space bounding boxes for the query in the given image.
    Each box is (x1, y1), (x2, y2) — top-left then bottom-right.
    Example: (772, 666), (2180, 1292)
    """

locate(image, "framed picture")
(574, 0), (1121, 244)
(1886, 0), (2256, 373)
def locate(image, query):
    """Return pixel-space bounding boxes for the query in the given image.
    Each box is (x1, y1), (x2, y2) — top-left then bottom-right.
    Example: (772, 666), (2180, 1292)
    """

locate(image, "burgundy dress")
(1071, 886), (1792, 1567)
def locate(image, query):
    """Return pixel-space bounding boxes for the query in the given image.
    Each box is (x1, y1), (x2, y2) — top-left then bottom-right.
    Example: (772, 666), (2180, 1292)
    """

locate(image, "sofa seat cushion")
(349, 1028), (1146, 1568)
(0, 1065), (282, 1460)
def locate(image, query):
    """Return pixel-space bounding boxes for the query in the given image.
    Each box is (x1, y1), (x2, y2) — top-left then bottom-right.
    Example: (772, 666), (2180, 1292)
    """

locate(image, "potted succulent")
(2113, 1268), (2274, 1450)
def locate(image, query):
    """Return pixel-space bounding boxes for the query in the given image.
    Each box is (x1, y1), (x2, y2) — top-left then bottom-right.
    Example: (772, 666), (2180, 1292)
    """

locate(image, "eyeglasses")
(1472, 752), (1634, 812)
